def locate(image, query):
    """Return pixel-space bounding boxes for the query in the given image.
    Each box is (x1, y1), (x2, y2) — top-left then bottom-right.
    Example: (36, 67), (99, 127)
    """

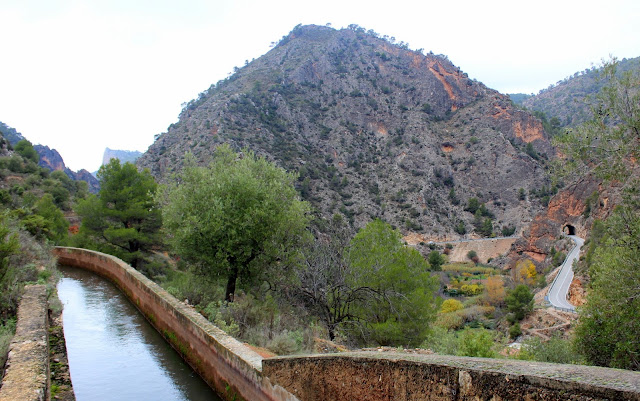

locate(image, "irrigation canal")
(57, 265), (222, 400)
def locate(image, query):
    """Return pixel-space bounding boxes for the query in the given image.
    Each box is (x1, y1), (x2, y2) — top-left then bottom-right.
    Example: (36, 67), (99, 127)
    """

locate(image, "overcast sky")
(1, 0), (638, 172)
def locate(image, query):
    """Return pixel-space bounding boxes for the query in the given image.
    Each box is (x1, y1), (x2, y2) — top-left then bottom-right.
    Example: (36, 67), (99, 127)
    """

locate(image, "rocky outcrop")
(34, 145), (66, 172)
(101, 147), (142, 166)
(72, 169), (100, 193)
(511, 178), (598, 263)
(138, 24), (553, 237)
(33, 144), (100, 193)
(508, 173), (625, 267)
(0, 121), (25, 146)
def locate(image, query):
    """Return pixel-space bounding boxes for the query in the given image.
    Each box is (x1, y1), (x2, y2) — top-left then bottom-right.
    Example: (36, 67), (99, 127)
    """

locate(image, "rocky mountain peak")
(102, 147), (142, 166)
(138, 25), (554, 238)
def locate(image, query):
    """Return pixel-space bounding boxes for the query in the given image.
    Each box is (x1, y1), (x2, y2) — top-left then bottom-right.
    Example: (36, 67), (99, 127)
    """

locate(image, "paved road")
(547, 235), (584, 312)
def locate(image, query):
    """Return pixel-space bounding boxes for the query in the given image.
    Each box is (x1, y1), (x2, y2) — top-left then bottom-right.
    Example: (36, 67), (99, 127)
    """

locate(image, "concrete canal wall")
(53, 247), (297, 401)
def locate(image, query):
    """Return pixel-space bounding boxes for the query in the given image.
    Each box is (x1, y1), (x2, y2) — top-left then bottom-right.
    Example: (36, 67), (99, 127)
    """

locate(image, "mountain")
(511, 56), (640, 128)
(0, 122), (25, 145)
(102, 148), (142, 166)
(137, 24), (554, 239)
(34, 144), (100, 193)
(507, 57), (640, 267)
(0, 121), (100, 193)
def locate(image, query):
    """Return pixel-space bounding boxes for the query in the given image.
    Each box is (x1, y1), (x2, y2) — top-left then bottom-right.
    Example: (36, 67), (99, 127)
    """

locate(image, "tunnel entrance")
(563, 224), (576, 235)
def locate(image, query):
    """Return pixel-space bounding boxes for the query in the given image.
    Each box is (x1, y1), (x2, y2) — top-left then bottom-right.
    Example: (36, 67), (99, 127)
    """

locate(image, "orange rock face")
(568, 277), (587, 306)
(490, 102), (545, 143)
(512, 119), (545, 143)
(441, 143), (454, 153)
(510, 178), (599, 266)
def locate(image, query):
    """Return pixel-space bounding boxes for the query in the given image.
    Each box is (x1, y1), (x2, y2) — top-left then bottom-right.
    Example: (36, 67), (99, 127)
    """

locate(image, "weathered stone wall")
(0, 285), (49, 401)
(53, 247), (298, 401)
(263, 353), (640, 401)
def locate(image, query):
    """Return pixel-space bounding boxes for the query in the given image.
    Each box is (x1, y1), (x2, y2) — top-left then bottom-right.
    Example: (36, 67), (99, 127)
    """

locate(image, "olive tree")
(158, 145), (311, 302)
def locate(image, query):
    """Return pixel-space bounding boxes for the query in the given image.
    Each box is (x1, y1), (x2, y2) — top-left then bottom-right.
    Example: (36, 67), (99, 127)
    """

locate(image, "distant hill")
(138, 24), (554, 240)
(0, 120), (100, 193)
(102, 148), (142, 166)
(510, 56), (640, 128)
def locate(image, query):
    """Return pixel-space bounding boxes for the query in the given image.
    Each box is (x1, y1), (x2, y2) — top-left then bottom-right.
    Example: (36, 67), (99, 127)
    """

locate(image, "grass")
(442, 262), (499, 275)
(0, 318), (16, 377)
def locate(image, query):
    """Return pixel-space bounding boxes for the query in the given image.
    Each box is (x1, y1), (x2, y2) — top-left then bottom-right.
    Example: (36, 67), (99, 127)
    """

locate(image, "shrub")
(440, 299), (463, 313)
(457, 328), (496, 358)
(428, 250), (444, 271)
(466, 250), (479, 264)
(518, 334), (583, 364)
(421, 327), (458, 355)
(506, 285), (534, 320)
(509, 322), (522, 339)
(465, 198), (480, 214)
(434, 312), (464, 330)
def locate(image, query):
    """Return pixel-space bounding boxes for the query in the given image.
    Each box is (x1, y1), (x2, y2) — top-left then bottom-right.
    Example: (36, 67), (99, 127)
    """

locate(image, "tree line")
(75, 145), (442, 348)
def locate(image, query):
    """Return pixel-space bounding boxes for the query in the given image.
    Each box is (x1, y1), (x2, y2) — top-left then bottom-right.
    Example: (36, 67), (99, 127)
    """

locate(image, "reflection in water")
(57, 266), (221, 401)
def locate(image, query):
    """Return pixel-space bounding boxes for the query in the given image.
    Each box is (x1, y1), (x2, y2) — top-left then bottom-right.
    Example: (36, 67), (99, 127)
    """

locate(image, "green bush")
(454, 221), (466, 235)
(0, 318), (16, 372)
(422, 327), (458, 355)
(505, 285), (534, 320)
(509, 322), (522, 339)
(14, 140), (38, 163)
(518, 334), (583, 364)
(457, 327), (497, 358)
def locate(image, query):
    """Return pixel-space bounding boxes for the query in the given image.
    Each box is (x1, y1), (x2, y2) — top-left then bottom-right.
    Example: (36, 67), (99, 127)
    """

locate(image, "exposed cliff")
(138, 25), (554, 236)
(508, 172), (627, 273)
(34, 144), (100, 193)
(102, 147), (142, 166)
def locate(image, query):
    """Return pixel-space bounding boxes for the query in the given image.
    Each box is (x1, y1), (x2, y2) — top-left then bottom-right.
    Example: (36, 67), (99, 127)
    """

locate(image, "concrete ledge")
(53, 247), (298, 401)
(0, 285), (49, 401)
(263, 352), (640, 400)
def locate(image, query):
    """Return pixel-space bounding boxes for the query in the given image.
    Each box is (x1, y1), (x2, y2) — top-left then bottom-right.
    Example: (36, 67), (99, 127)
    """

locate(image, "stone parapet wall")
(262, 353), (640, 400)
(0, 285), (49, 401)
(53, 247), (298, 401)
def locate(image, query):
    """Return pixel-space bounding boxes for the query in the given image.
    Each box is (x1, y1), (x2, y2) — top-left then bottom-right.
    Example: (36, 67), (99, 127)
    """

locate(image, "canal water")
(57, 265), (222, 401)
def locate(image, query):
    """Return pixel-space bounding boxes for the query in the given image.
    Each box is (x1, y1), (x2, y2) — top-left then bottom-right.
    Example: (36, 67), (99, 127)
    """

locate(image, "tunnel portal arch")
(563, 224), (576, 235)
